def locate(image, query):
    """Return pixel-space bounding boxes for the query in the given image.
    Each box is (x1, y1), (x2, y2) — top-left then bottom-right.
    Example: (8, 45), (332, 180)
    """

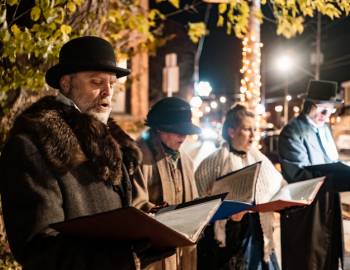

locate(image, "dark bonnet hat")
(300, 80), (343, 104)
(146, 97), (201, 135)
(46, 36), (130, 89)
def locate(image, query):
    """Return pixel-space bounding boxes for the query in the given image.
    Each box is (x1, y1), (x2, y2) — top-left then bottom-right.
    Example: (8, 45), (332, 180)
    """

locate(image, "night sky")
(200, 4), (350, 99)
(261, 12), (350, 99)
(151, 1), (350, 100)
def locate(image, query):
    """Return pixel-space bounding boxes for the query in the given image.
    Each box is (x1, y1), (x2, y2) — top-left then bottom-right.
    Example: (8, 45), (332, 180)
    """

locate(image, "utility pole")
(193, 4), (211, 92)
(315, 12), (322, 80)
(311, 12), (323, 80)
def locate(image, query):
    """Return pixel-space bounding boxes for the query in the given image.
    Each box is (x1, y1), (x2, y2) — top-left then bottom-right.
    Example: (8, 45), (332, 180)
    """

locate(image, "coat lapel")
(147, 131), (198, 204)
(298, 115), (330, 164)
(178, 153), (198, 201)
(149, 132), (176, 204)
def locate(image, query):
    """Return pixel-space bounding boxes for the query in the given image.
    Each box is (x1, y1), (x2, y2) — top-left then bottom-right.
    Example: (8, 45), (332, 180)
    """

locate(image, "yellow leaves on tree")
(214, 0), (350, 39)
(31, 6), (41, 22)
(276, 16), (304, 39)
(67, 1), (77, 13)
(188, 22), (207, 43)
(1, 0), (161, 102)
(0, 0), (85, 100)
(271, 0), (350, 38)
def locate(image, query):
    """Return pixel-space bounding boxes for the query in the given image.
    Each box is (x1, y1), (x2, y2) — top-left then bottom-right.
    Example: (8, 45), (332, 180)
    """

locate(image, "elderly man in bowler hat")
(278, 80), (343, 270)
(132, 97), (200, 270)
(0, 36), (172, 270)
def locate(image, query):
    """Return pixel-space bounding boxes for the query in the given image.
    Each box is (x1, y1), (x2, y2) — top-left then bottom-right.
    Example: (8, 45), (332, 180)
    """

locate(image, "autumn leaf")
(10, 24), (21, 36)
(155, 0), (179, 8)
(188, 22), (207, 43)
(217, 15), (224, 27)
(168, 0), (179, 8)
(7, 0), (19, 6)
(219, 4), (227, 14)
(67, 2), (77, 13)
(60, 24), (72, 35)
(31, 6), (41, 21)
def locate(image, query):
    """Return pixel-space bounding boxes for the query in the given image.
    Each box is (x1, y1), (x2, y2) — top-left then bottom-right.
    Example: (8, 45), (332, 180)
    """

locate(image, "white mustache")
(99, 98), (111, 105)
(92, 98), (111, 109)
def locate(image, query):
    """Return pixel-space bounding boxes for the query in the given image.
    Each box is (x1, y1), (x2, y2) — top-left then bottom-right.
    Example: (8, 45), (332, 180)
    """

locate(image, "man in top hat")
(0, 36), (172, 270)
(278, 80), (343, 270)
(132, 97), (200, 270)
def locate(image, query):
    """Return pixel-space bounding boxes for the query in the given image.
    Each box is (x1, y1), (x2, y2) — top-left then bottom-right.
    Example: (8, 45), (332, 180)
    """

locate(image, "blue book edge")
(210, 201), (254, 223)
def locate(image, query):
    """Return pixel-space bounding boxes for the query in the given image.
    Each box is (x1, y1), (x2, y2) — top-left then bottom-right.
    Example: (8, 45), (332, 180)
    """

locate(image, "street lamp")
(276, 54), (292, 125)
(274, 51), (317, 126)
(276, 55), (292, 72)
(195, 81), (212, 97)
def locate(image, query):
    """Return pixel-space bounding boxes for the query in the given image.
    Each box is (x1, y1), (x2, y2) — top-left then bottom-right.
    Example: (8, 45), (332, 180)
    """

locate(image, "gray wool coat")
(278, 114), (343, 270)
(278, 114), (338, 181)
(0, 96), (148, 270)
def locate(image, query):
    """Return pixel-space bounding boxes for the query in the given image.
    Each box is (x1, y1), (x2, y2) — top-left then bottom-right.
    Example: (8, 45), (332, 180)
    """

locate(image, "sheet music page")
(211, 163), (260, 203)
(155, 199), (222, 241)
(270, 177), (325, 203)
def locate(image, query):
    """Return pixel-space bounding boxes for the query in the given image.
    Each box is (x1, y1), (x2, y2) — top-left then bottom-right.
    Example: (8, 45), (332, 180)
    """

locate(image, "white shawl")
(195, 142), (284, 261)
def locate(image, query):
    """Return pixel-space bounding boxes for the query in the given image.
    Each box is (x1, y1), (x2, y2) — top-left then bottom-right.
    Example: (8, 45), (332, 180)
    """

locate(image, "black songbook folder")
(51, 194), (224, 250)
(305, 162), (350, 192)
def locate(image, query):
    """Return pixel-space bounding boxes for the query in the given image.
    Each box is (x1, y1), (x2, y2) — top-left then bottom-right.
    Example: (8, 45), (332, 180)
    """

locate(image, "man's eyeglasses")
(315, 105), (335, 116)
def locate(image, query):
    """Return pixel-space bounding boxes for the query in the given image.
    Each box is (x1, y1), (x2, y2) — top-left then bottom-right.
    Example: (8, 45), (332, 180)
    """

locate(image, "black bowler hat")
(146, 97), (201, 135)
(300, 80), (343, 104)
(46, 36), (130, 89)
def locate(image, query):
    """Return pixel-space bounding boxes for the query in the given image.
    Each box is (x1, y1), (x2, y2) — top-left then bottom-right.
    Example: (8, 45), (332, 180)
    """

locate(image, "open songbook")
(51, 194), (225, 250)
(210, 162), (325, 222)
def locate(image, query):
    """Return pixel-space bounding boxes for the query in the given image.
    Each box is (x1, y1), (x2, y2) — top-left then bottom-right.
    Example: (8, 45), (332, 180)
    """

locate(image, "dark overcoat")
(278, 114), (343, 270)
(0, 96), (148, 270)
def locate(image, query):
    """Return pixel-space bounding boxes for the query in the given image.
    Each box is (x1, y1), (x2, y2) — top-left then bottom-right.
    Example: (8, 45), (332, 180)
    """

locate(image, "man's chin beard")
(87, 110), (111, 124)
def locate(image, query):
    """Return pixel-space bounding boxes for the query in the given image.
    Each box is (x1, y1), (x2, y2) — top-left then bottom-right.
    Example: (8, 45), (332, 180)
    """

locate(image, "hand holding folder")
(51, 194), (225, 251)
(305, 161), (350, 192)
(210, 162), (325, 222)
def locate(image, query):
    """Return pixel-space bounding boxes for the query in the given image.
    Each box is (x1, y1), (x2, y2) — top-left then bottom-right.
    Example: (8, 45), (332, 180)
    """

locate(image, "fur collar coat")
(0, 96), (147, 270)
(9, 96), (143, 204)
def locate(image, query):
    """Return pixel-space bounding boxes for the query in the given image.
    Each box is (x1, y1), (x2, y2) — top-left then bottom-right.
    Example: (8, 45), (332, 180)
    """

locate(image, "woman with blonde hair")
(195, 104), (283, 270)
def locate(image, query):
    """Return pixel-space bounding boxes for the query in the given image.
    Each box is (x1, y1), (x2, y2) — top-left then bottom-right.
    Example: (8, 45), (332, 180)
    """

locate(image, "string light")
(239, 29), (262, 111)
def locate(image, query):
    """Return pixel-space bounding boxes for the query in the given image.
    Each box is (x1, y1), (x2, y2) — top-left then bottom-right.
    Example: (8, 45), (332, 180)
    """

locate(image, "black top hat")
(146, 97), (201, 135)
(301, 79), (343, 104)
(46, 36), (130, 89)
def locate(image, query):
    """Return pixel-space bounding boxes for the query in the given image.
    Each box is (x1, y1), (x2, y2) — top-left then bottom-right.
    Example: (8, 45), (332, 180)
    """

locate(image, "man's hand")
(132, 240), (175, 268)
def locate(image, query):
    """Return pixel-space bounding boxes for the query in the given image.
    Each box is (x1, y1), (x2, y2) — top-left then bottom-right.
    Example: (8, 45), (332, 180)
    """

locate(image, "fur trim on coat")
(10, 96), (142, 187)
